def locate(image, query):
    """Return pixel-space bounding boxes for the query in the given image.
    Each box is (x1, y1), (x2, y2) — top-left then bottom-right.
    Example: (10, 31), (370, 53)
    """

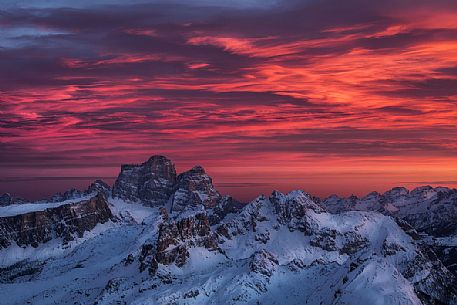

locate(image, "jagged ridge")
(1, 155), (457, 305)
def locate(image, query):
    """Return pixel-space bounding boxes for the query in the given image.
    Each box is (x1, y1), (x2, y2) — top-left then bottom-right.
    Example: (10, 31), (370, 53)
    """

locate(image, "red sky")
(1, 0), (457, 201)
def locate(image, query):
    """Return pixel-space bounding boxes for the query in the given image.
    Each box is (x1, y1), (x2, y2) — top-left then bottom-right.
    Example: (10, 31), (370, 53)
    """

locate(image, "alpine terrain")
(1, 156), (456, 305)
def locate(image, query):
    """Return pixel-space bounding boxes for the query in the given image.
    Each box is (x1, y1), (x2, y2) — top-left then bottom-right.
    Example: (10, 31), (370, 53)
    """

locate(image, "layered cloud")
(1, 0), (457, 200)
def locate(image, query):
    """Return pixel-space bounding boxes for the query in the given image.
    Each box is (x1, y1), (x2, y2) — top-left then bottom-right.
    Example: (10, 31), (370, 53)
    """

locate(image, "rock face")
(1, 194), (15, 206)
(0, 193), (114, 249)
(171, 165), (222, 212)
(113, 155), (177, 206)
(113, 156), (224, 211)
(249, 250), (279, 278)
(123, 190), (457, 305)
(86, 180), (111, 198)
(49, 188), (84, 203)
(42, 179), (112, 203)
(2, 155), (457, 305)
(270, 190), (325, 226)
(139, 212), (219, 275)
(208, 195), (243, 225)
(0, 193), (25, 206)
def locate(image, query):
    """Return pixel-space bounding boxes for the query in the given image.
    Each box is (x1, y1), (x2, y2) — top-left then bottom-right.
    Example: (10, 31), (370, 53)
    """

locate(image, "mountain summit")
(113, 155), (177, 206)
(0, 156), (456, 305)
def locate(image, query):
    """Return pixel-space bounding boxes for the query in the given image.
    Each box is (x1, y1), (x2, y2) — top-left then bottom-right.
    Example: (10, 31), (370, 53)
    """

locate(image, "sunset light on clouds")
(1, 0), (457, 201)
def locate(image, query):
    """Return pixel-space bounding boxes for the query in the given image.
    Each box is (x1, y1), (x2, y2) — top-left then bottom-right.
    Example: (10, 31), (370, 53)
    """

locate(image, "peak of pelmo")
(113, 154), (219, 208)
(120, 155), (174, 168)
(146, 155), (173, 163)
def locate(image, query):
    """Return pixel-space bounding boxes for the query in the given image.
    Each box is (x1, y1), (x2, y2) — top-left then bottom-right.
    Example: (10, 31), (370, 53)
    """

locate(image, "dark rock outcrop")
(0, 260), (45, 283)
(0, 194), (13, 207)
(49, 188), (83, 203)
(86, 180), (111, 198)
(45, 179), (112, 203)
(405, 244), (457, 305)
(113, 155), (227, 212)
(0, 193), (25, 206)
(249, 250), (278, 277)
(208, 196), (243, 225)
(139, 213), (219, 275)
(171, 165), (222, 212)
(113, 155), (177, 206)
(0, 193), (114, 249)
(270, 190), (325, 223)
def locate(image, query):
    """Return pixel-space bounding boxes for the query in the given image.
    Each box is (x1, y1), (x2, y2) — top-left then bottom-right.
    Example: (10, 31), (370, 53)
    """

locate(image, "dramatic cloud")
(1, 0), (457, 200)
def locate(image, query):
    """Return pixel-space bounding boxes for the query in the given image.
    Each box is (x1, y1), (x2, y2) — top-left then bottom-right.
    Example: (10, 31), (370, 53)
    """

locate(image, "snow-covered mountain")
(1, 156), (456, 305)
(323, 186), (457, 235)
(0, 193), (26, 206)
(323, 186), (457, 275)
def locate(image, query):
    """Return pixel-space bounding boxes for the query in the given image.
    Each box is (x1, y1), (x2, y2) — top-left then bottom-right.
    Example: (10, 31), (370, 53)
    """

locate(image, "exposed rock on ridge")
(133, 189), (457, 305)
(171, 165), (222, 212)
(112, 155), (177, 206)
(0, 193), (114, 249)
(0, 193), (25, 207)
(2, 155), (457, 305)
(113, 156), (225, 211)
(139, 212), (219, 275)
(28, 179), (111, 204)
(323, 186), (457, 276)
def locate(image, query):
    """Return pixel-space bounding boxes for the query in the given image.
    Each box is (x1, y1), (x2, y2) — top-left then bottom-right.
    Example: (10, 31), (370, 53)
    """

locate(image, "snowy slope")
(323, 186), (457, 276)
(1, 155), (456, 305)
(1, 191), (453, 305)
(0, 195), (93, 217)
(323, 186), (457, 235)
(0, 197), (160, 305)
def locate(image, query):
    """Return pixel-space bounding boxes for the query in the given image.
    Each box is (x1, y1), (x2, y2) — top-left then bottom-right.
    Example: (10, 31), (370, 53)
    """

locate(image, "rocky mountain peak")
(44, 179), (112, 203)
(0, 193), (16, 206)
(270, 190), (284, 199)
(144, 155), (176, 172)
(87, 179), (111, 197)
(270, 190), (325, 215)
(112, 155), (177, 206)
(387, 186), (409, 195)
(383, 186), (409, 202)
(176, 165), (210, 183)
(0, 193), (26, 207)
(112, 155), (225, 212)
(362, 191), (381, 200)
(2, 159), (457, 305)
(171, 165), (221, 212)
(348, 194), (358, 202)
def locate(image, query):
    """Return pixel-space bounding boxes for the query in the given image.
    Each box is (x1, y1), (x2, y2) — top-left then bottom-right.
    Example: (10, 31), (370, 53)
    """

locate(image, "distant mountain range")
(1, 155), (457, 305)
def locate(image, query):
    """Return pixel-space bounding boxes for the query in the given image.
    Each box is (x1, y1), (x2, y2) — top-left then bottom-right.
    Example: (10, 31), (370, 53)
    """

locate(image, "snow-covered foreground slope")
(2, 191), (455, 305)
(0, 197), (161, 305)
